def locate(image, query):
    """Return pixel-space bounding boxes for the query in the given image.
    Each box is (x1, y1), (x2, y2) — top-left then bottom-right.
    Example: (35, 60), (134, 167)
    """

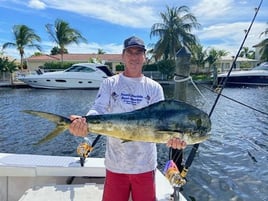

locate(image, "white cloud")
(39, 0), (157, 28)
(191, 0), (261, 27)
(14, 40), (123, 58)
(65, 42), (122, 54)
(28, 0), (46, 9)
(196, 22), (266, 55)
(1, 0), (267, 60)
(192, 0), (233, 19)
(119, 0), (149, 3)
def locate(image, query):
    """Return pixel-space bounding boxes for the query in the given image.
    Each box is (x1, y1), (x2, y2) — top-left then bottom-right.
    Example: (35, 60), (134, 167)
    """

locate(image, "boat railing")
(15, 70), (38, 77)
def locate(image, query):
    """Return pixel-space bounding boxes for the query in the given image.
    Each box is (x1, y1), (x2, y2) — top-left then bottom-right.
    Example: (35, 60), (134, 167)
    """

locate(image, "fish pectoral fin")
(156, 130), (169, 134)
(34, 126), (66, 145)
(121, 139), (133, 143)
(156, 130), (182, 135)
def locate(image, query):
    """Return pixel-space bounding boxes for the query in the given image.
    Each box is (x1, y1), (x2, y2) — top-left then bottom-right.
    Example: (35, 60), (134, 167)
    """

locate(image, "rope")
(173, 74), (205, 99)
(189, 77), (206, 99)
(173, 74), (191, 83)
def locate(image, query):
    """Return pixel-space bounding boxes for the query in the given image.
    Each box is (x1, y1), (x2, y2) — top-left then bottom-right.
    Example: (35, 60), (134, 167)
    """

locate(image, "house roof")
(26, 53), (123, 63)
(253, 41), (264, 47)
(219, 56), (258, 62)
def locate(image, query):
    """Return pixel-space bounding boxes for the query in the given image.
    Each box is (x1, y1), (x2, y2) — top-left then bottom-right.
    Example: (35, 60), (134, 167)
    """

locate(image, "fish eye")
(196, 119), (202, 127)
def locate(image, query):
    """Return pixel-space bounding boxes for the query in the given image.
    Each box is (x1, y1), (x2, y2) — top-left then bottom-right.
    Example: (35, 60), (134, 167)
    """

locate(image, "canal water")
(0, 84), (267, 201)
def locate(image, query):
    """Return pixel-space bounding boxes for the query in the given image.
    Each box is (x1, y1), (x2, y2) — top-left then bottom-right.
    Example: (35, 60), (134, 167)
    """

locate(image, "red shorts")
(102, 169), (156, 201)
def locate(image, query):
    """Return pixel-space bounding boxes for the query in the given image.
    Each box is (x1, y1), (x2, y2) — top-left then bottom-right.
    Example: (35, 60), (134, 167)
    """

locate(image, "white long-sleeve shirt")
(87, 73), (164, 174)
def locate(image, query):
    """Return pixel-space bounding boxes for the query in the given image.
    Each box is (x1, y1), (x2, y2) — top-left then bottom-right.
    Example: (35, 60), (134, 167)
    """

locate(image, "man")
(69, 36), (186, 201)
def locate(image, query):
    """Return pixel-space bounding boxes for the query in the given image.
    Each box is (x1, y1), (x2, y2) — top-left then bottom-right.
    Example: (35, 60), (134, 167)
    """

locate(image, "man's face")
(122, 47), (146, 73)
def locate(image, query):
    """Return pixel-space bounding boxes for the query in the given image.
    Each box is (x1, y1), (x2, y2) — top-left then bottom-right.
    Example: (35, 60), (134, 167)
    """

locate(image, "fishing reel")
(76, 137), (93, 166)
(164, 160), (186, 187)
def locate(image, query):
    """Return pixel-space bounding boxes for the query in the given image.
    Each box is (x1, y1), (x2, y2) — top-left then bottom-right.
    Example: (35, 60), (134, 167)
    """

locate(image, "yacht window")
(65, 65), (96, 73)
(79, 66), (96, 73)
(55, 80), (67, 82)
(97, 66), (113, 76)
(252, 65), (268, 70)
(65, 66), (77, 72)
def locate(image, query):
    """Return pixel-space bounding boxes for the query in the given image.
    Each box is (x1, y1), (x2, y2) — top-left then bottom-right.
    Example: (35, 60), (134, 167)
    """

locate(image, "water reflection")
(163, 84), (268, 201)
(0, 85), (267, 201)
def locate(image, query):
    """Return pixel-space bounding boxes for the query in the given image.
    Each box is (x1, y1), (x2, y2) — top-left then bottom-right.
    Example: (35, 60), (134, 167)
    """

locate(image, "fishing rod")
(179, 0), (264, 186)
(67, 135), (102, 184)
(201, 84), (268, 116)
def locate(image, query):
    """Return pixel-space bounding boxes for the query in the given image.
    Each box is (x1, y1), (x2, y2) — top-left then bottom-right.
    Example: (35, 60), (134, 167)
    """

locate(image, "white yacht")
(217, 62), (268, 86)
(17, 63), (113, 89)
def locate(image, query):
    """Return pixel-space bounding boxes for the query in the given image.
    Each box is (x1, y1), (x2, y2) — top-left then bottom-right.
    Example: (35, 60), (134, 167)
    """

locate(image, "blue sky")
(0, 0), (267, 60)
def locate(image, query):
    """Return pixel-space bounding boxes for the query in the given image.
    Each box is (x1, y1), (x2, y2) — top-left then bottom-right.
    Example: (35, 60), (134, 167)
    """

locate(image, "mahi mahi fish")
(22, 100), (211, 145)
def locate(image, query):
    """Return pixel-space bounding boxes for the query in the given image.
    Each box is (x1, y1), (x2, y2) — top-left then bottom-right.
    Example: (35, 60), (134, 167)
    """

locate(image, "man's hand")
(167, 138), (187, 149)
(69, 115), (88, 137)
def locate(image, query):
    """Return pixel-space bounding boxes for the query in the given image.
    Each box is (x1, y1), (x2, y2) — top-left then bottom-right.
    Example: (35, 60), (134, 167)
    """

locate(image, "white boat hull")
(17, 63), (113, 89)
(19, 76), (104, 89)
(217, 62), (268, 86)
(0, 153), (187, 201)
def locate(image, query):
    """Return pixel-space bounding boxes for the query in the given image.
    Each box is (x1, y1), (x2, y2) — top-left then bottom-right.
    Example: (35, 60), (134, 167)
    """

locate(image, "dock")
(0, 81), (29, 88)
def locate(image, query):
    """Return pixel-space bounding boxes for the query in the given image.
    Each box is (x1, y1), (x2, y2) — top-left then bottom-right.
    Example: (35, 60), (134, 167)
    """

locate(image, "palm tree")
(97, 49), (105, 54)
(239, 47), (255, 59)
(258, 39), (268, 61)
(2, 25), (41, 68)
(258, 23), (268, 61)
(190, 43), (207, 73)
(46, 19), (87, 62)
(150, 6), (200, 61)
(50, 46), (68, 55)
(206, 48), (228, 72)
(0, 57), (18, 85)
(260, 22), (268, 38)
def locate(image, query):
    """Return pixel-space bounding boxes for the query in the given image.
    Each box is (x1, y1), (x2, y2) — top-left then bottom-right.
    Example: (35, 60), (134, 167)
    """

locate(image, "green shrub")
(115, 64), (124, 71)
(43, 61), (76, 70)
(143, 63), (158, 71)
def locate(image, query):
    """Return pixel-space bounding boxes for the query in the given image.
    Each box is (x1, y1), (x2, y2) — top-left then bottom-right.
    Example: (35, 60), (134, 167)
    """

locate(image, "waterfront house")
(24, 53), (123, 73)
(215, 56), (258, 72)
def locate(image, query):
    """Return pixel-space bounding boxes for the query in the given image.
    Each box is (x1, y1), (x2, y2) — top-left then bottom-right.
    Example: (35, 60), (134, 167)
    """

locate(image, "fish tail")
(22, 110), (71, 145)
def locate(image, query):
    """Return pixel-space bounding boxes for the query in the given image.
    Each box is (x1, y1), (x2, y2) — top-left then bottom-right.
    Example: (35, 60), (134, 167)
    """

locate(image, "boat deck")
(0, 153), (187, 201)
(19, 184), (104, 201)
